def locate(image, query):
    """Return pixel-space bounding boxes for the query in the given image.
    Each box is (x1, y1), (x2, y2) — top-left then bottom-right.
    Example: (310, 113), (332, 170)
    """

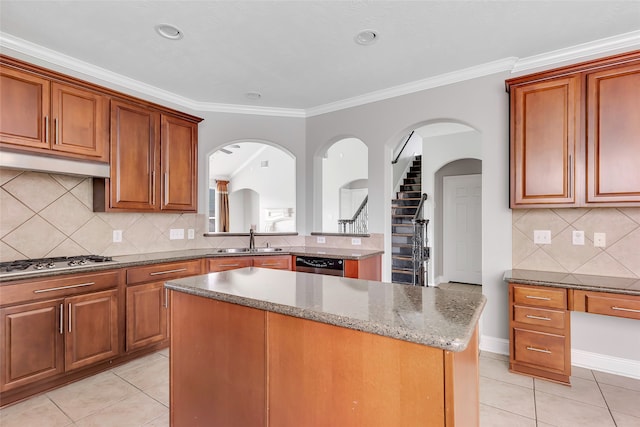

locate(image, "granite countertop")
(165, 267), (486, 352)
(0, 247), (384, 283)
(504, 269), (640, 296)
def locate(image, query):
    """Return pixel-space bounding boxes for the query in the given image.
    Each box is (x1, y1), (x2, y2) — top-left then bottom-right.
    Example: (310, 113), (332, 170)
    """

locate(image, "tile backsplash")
(513, 208), (640, 278)
(0, 169), (382, 262)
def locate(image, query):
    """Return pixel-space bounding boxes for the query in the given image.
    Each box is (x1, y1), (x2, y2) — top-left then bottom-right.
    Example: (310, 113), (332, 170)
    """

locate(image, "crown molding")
(511, 30), (640, 74)
(0, 32), (306, 118)
(305, 57), (518, 117)
(2, 30), (639, 119)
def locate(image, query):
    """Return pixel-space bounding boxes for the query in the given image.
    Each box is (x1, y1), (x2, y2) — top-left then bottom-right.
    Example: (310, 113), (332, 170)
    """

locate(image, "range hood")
(0, 151), (110, 178)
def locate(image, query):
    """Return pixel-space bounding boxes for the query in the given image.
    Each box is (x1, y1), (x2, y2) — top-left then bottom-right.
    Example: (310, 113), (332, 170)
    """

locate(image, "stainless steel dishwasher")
(295, 256), (344, 276)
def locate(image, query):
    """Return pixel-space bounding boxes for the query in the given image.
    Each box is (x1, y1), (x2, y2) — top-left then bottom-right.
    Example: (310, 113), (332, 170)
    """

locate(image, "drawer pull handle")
(611, 306), (640, 314)
(525, 295), (551, 301)
(525, 314), (551, 321)
(59, 303), (63, 335)
(150, 268), (188, 276)
(218, 264), (240, 267)
(34, 282), (95, 293)
(68, 303), (72, 333)
(258, 263), (280, 267)
(526, 346), (551, 354)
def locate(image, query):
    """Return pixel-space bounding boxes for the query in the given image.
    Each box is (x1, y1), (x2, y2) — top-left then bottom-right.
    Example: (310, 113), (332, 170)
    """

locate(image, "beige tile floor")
(1, 284), (639, 426)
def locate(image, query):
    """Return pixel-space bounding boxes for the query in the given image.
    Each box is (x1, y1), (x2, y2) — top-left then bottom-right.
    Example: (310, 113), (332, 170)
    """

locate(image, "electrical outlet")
(572, 230), (585, 245)
(317, 236), (326, 244)
(113, 230), (122, 243)
(187, 229), (195, 239)
(351, 238), (362, 245)
(594, 232), (606, 248)
(533, 230), (551, 245)
(170, 228), (185, 240)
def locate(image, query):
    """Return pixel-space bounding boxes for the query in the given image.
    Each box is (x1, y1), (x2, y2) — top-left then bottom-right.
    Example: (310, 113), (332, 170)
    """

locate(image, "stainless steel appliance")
(0, 255), (116, 279)
(295, 256), (344, 277)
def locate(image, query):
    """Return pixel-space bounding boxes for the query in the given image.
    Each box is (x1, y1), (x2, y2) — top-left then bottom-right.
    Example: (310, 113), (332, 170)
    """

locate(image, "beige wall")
(513, 208), (640, 278)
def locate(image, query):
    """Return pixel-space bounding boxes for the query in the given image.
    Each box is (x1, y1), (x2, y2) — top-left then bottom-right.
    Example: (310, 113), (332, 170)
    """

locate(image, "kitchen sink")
(216, 248), (251, 253)
(216, 247), (283, 254)
(252, 247), (283, 253)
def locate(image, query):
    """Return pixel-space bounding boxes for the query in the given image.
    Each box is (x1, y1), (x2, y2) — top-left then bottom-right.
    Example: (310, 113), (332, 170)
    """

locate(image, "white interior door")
(443, 174), (482, 284)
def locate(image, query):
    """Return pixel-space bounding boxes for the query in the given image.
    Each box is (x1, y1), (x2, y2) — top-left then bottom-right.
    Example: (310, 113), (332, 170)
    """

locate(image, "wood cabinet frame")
(507, 50), (640, 208)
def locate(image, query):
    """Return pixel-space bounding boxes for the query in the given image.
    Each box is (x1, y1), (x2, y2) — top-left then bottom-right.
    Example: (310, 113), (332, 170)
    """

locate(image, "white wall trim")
(479, 335), (509, 356)
(3, 30), (639, 118)
(480, 335), (640, 380)
(511, 30), (640, 74)
(572, 349), (640, 380)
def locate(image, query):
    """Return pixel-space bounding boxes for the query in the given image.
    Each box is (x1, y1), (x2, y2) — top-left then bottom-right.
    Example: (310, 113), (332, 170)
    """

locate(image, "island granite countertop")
(504, 269), (640, 296)
(165, 267), (486, 352)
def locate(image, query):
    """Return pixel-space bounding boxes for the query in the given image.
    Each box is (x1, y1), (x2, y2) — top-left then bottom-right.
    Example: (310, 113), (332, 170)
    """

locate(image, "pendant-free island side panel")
(170, 289), (479, 427)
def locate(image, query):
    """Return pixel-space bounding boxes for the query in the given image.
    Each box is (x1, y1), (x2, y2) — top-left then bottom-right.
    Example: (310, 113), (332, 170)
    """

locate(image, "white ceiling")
(1, 1), (639, 115)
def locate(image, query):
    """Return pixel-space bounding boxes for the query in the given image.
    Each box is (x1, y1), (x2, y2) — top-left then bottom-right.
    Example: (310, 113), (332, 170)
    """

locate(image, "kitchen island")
(165, 268), (486, 427)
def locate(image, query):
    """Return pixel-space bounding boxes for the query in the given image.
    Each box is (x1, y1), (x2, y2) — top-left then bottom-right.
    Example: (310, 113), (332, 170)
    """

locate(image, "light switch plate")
(113, 230), (122, 243)
(317, 236), (326, 244)
(351, 238), (362, 245)
(170, 228), (185, 240)
(187, 229), (195, 239)
(533, 230), (551, 245)
(572, 230), (585, 245)
(594, 232), (606, 247)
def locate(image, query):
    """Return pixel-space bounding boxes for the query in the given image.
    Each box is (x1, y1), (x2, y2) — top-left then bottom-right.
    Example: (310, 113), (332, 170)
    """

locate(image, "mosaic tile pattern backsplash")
(0, 169), (383, 262)
(513, 207), (640, 278)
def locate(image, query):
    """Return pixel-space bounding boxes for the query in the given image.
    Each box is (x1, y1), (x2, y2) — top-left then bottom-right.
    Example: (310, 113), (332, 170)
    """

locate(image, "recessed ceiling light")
(354, 30), (378, 46)
(246, 92), (262, 100)
(155, 24), (183, 40)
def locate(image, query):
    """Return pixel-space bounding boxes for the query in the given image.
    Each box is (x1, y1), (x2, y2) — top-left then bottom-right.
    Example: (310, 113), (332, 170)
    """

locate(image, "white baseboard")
(479, 335), (509, 356)
(572, 349), (640, 380)
(479, 335), (640, 380)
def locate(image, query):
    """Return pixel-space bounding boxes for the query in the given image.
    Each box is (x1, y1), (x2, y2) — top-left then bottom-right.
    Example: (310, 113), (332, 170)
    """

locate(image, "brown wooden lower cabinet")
(170, 290), (479, 427)
(344, 255), (381, 280)
(207, 255), (291, 272)
(509, 283), (570, 384)
(126, 282), (168, 351)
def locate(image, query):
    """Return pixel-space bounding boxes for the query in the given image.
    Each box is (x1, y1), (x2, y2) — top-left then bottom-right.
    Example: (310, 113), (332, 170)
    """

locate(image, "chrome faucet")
(249, 229), (255, 250)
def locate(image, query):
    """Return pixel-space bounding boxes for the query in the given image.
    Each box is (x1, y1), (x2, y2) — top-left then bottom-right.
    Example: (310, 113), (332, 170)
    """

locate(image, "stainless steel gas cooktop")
(0, 255), (116, 279)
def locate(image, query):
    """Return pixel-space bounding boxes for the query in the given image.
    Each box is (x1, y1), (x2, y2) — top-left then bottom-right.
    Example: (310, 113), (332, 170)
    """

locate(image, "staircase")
(391, 155), (422, 285)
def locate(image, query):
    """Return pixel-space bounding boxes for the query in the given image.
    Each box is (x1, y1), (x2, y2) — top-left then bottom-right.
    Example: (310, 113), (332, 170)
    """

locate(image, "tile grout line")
(593, 372), (618, 427)
(533, 378), (539, 426)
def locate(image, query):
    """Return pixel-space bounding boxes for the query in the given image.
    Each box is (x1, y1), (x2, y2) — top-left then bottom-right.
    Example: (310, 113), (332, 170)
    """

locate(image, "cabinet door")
(510, 76), (580, 207)
(586, 62), (640, 204)
(51, 82), (109, 162)
(208, 256), (253, 272)
(160, 114), (198, 211)
(0, 299), (64, 392)
(253, 255), (291, 270)
(109, 100), (160, 210)
(65, 289), (118, 371)
(0, 66), (50, 149)
(126, 282), (168, 351)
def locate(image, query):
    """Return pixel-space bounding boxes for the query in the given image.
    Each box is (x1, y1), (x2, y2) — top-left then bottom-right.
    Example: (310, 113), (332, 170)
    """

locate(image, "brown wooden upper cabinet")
(507, 50), (640, 208)
(93, 100), (199, 212)
(0, 64), (109, 162)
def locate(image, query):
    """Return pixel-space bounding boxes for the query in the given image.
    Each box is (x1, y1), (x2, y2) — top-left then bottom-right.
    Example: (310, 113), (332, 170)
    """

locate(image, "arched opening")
(388, 121), (481, 286)
(208, 141), (295, 233)
(321, 138), (368, 233)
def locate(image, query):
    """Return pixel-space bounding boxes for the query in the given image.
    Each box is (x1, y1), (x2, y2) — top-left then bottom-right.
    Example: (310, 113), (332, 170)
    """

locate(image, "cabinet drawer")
(573, 291), (640, 320)
(126, 260), (202, 285)
(512, 284), (567, 309)
(0, 270), (120, 307)
(253, 255), (291, 270)
(513, 328), (566, 372)
(513, 305), (566, 329)
(208, 257), (253, 272)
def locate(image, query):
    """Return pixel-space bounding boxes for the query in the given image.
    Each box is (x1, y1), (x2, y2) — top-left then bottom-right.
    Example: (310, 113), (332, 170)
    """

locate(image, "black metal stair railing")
(337, 195), (368, 234)
(411, 193), (429, 286)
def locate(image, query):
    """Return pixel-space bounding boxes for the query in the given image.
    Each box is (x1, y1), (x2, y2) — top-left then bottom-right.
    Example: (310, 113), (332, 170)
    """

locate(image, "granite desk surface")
(0, 247), (383, 283)
(504, 269), (640, 297)
(165, 267), (486, 352)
